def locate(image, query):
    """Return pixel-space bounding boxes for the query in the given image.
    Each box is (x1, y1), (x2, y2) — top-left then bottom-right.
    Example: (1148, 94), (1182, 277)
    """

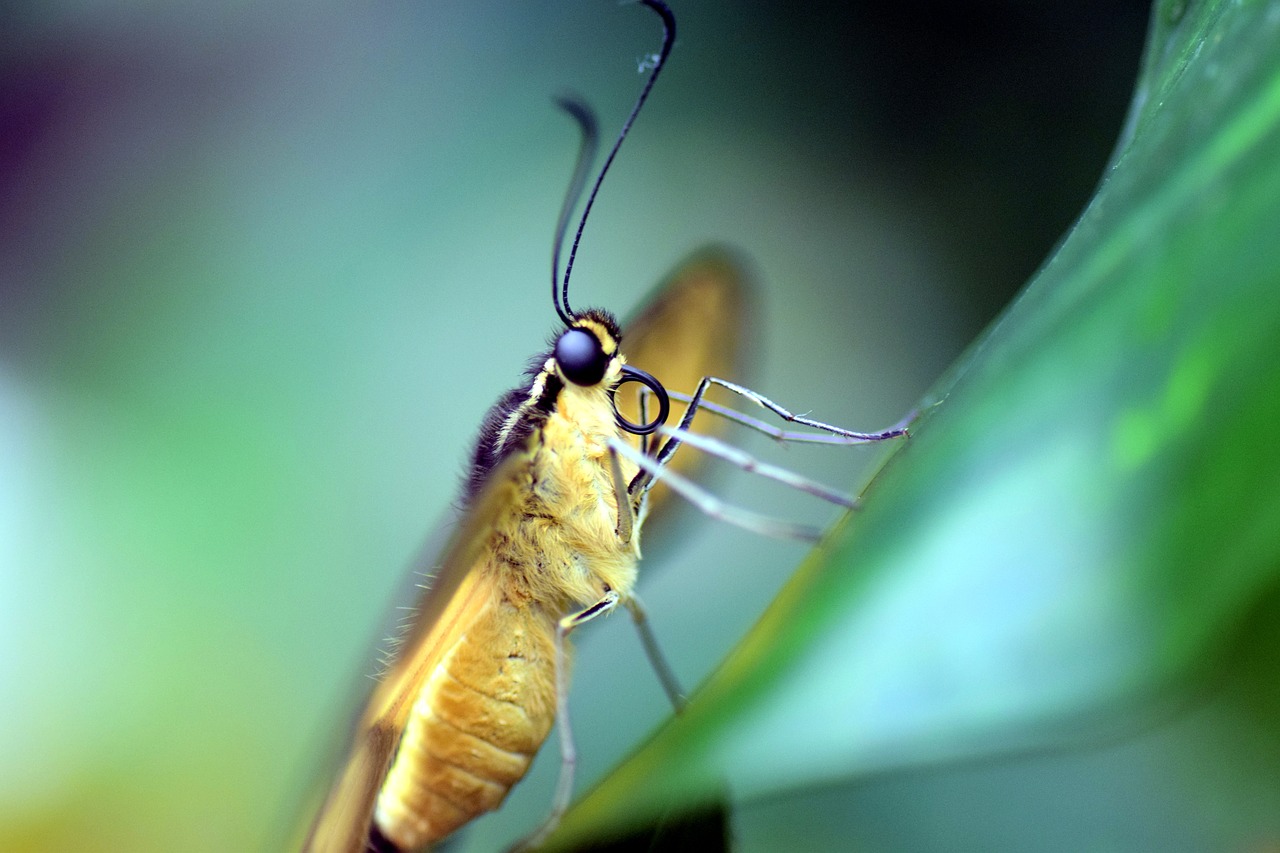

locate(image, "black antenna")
(551, 97), (599, 327)
(555, 0), (676, 323)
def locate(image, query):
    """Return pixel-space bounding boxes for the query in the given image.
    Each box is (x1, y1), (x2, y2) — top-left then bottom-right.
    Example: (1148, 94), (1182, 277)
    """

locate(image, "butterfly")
(301, 3), (906, 850)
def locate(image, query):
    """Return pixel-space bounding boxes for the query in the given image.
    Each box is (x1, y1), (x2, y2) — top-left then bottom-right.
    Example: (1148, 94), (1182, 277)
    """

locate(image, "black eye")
(555, 328), (609, 386)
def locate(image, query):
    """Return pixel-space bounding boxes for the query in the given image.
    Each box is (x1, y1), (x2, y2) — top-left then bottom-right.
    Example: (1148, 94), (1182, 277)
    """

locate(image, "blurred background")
(0, 1), (1148, 850)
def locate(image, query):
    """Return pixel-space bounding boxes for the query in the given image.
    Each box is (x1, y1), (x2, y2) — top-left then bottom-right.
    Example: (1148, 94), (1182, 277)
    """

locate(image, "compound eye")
(555, 328), (609, 386)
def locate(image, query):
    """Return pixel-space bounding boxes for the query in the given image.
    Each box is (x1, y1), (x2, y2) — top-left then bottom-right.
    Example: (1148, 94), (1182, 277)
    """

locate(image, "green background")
(1, 1), (1222, 851)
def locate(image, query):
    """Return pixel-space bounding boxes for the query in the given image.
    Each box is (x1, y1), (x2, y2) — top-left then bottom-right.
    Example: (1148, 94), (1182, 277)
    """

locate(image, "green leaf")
(546, 0), (1280, 847)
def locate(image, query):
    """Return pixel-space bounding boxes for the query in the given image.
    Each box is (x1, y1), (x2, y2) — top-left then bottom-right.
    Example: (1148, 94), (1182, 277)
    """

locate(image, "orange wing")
(303, 451), (532, 853)
(616, 246), (755, 529)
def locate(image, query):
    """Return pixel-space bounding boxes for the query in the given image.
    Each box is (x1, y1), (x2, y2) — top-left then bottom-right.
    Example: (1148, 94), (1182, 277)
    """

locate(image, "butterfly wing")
(616, 245), (755, 529)
(303, 450), (533, 852)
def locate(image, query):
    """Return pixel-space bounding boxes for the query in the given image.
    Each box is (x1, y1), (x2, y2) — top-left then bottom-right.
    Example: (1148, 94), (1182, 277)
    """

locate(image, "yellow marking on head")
(572, 317), (620, 356)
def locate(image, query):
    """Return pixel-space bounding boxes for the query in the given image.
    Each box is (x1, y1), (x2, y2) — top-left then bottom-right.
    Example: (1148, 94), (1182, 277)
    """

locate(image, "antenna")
(553, 0), (676, 323)
(550, 97), (599, 327)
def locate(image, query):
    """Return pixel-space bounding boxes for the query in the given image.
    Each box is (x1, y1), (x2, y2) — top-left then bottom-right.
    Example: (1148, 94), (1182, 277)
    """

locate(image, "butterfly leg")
(604, 443), (684, 709)
(510, 591), (620, 853)
(614, 368), (918, 540)
(655, 423), (856, 508)
(622, 373), (915, 502)
(633, 379), (916, 449)
(608, 444), (636, 545)
(624, 593), (685, 711)
(610, 436), (825, 542)
(673, 377), (915, 445)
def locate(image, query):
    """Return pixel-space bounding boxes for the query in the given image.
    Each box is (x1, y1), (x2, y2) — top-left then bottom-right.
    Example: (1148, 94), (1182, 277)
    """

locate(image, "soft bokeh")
(0, 2), (1145, 851)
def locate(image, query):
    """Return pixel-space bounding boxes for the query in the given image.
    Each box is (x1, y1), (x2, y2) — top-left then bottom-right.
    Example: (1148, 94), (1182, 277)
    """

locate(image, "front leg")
(608, 441), (639, 545)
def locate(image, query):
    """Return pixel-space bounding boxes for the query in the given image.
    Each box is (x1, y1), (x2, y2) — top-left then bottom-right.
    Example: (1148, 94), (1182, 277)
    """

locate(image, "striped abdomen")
(373, 591), (558, 850)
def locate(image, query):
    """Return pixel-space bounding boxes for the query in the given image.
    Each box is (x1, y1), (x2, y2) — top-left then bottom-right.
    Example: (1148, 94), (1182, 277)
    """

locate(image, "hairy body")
(373, 347), (644, 849)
